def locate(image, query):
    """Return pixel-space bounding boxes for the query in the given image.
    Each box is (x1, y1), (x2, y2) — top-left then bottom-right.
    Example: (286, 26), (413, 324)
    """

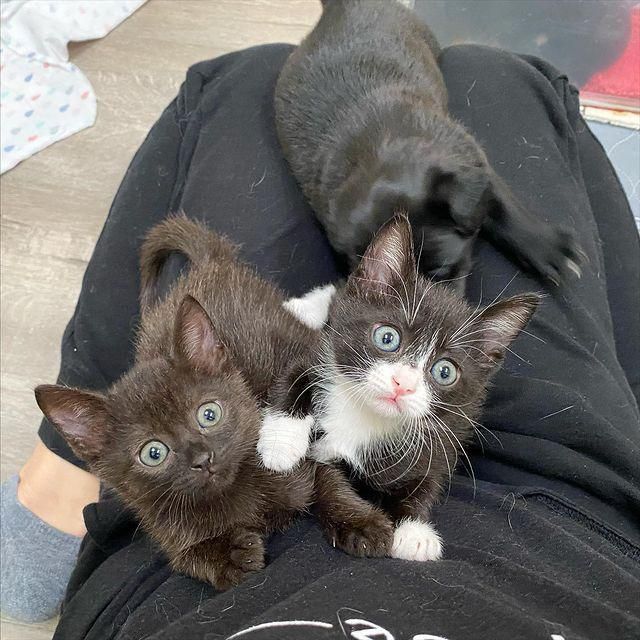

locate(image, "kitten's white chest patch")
(312, 378), (403, 470)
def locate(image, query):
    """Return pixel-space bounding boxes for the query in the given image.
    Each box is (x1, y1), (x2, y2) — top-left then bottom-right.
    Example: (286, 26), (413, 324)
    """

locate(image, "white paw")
(283, 284), (336, 330)
(391, 518), (443, 561)
(257, 411), (313, 473)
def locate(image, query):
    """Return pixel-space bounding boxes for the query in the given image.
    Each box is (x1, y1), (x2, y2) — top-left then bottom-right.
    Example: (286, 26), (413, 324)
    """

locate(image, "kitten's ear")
(35, 385), (108, 463)
(348, 214), (416, 297)
(174, 295), (228, 375)
(470, 293), (541, 367)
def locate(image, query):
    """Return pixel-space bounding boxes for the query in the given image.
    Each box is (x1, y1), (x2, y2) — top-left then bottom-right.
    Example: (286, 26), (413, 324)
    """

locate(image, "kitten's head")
(324, 214), (540, 429)
(35, 296), (260, 509)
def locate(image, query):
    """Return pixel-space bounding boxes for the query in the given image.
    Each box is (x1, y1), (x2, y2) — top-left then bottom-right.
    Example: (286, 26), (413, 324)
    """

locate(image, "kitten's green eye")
(431, 359), (458, 386)
(372, 325), (401, 352)
(139, 441), (169, 467)
(196, 401), (223, 429)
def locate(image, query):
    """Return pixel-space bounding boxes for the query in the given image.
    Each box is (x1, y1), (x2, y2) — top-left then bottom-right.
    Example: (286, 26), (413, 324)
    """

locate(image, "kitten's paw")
(215, 531), (265, 590)
(525, 227), (586, 286)
(325, 507), (394, 558)
(283, 284), (336, 329)
(391, 518), (443, 562)
(258, 411), (313, 473)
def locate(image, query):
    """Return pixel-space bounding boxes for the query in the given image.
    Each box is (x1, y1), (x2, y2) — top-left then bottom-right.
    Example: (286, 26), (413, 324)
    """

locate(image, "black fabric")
(43, 44), (640, 639)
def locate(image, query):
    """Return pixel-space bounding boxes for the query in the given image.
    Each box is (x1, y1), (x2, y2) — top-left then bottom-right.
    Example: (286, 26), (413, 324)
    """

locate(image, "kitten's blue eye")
(139, 440), (169, 467)
(430, 359), (458, 386)
(196, 401), (223, 429)
(372, 325), (401, 352)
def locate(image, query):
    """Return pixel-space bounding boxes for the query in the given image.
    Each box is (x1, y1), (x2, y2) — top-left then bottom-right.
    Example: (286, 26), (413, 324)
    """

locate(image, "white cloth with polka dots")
(0, 0), (146, 174)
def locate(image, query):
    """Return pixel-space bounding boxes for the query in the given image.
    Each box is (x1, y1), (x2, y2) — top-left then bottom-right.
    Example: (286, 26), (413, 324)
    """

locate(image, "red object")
(583, 5), (640, 102)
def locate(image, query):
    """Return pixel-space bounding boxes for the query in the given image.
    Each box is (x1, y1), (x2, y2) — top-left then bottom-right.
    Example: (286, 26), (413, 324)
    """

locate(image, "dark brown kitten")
(36, 216), (393, 590)
(261, 214), (540, 561)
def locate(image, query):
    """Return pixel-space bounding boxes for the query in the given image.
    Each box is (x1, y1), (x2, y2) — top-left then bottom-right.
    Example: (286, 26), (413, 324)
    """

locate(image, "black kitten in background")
(275, 0), (584, 289)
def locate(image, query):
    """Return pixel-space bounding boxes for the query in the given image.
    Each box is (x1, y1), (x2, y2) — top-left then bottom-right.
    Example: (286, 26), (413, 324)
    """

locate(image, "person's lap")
(39, 43), (640, 639)
(54, 482), (639, 640)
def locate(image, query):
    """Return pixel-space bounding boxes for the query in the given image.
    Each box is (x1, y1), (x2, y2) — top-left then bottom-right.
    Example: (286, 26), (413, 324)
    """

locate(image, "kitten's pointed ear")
(35, 385), (108, 463)
(348, 214), (416, 297)
(174, 295), (228, 375)
(470, 293), (541, 368)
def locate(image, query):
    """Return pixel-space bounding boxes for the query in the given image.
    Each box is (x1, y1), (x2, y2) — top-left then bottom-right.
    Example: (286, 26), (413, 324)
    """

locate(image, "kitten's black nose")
(190, 452), (216, 474)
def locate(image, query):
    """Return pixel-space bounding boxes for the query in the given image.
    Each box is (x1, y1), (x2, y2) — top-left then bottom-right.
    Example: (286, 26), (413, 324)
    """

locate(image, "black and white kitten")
(262, 214), (540, 561)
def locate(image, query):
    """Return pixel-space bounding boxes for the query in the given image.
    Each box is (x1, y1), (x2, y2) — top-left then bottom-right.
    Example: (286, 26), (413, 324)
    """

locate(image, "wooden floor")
(0, 1), (318, 637)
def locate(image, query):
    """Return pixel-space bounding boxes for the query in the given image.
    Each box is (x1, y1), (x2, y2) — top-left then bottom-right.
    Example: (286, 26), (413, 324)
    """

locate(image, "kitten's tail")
(139, 213), (238, 310)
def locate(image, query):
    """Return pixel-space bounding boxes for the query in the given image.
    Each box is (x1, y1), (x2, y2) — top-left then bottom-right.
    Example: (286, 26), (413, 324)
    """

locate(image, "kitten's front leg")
(259, 290), (333, 472)
(313, 463), (393, 558)
(171, 528), (265, 590)
(258, 356), (316, 473)
(391, 517), (443, 562)
(386, 488), (443, 562)
(258, 410), (314, 473)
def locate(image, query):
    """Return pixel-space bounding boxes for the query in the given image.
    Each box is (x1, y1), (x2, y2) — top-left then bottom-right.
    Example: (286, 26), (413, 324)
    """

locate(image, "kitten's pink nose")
(392, 367), (418, 396)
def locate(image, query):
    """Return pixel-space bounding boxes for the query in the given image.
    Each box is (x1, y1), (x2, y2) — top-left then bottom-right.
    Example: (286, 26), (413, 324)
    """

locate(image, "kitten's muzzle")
(190, 451), (216, 475)
(391, 366), (419, 398)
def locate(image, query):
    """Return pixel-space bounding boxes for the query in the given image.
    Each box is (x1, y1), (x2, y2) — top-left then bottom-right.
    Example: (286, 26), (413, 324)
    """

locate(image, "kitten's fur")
(264, 215), (540, 560)
(275, 0), (583, 289)
(36, 216), (393, 590)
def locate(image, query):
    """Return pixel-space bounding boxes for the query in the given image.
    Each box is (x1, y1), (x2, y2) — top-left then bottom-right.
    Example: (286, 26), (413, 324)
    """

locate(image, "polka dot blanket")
(1, 0), (146, 174)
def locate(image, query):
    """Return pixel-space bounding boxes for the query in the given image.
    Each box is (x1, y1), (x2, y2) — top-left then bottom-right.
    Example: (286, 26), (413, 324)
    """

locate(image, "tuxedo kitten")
(275, 0), (583, 289)
(36, 217), (393, 590)
(263, 215), (540, 561)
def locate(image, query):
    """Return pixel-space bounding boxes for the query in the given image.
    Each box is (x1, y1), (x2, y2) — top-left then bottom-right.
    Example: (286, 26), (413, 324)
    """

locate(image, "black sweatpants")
(42, 44), (640, 640)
